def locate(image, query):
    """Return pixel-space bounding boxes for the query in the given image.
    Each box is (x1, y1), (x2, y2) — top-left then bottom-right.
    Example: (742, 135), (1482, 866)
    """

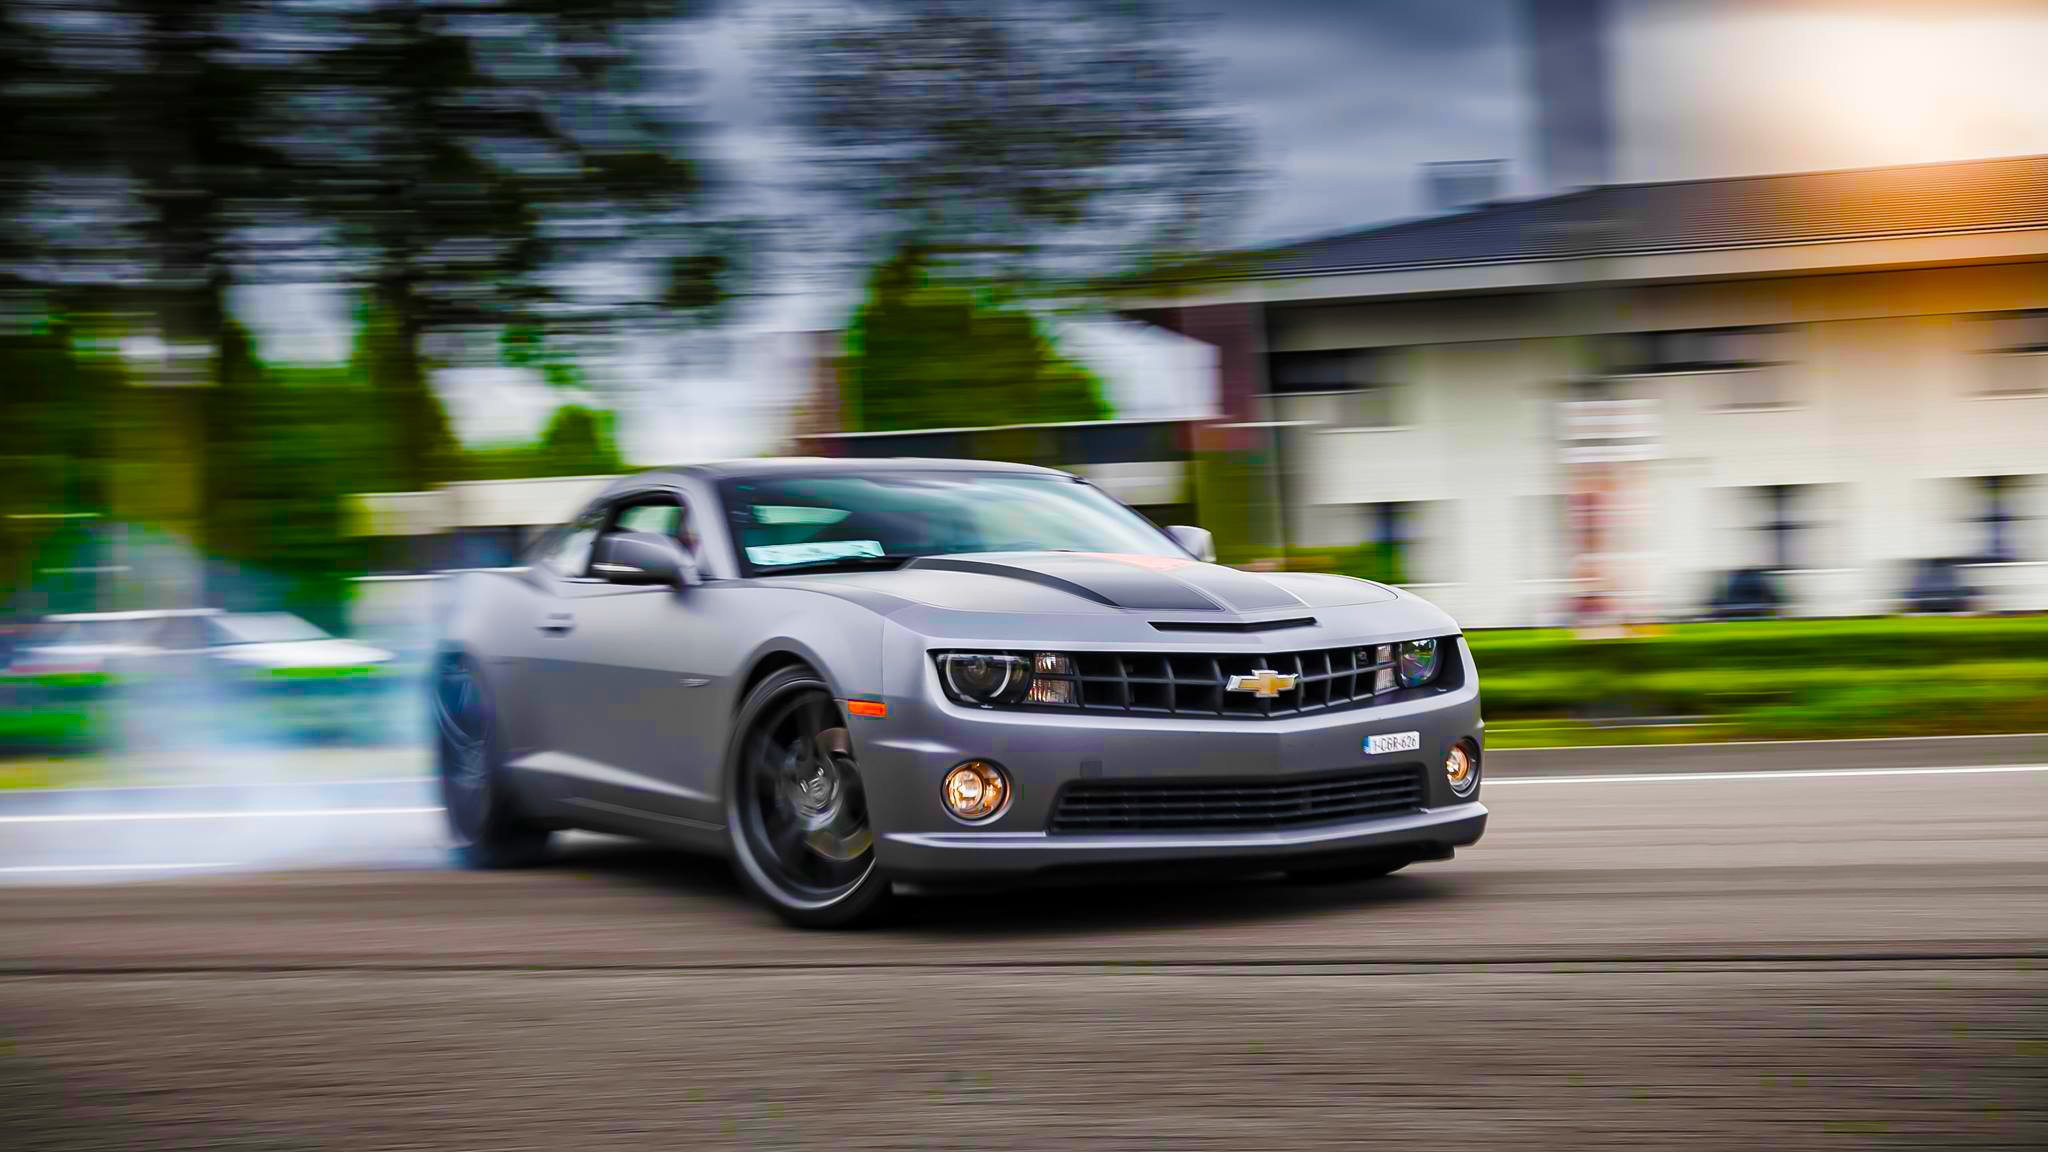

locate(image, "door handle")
(537, 612), (576, 635)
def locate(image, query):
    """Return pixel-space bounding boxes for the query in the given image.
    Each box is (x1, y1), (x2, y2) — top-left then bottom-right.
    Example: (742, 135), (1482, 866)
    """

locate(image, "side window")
(614, 502), (682, 537)
(157, 615), (208, 652)
(610, 492), (704, 566)
(535, 506), (607, 578)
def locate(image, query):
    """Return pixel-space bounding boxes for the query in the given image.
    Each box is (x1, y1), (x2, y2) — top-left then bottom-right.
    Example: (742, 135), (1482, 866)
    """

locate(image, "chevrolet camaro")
(433, 458), (1486, 927)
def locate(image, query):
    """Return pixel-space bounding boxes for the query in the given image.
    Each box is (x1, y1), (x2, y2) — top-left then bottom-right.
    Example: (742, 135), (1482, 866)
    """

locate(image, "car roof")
(646, 457), (1076, 482)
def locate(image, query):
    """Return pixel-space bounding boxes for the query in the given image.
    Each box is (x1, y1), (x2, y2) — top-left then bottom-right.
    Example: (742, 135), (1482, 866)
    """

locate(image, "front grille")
(1065, 644), (1404, 719)
(1050, 766), (1426, 833)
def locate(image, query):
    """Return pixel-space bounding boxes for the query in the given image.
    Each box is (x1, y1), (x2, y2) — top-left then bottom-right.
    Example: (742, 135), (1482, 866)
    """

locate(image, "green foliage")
(0, 324), (123, 615)
(350, 293), (458, 493)
(843, 247), (1112, 432)
(1283, 542), (1407, 586)
(1190, 449), (1282, 566)
(1467, 617), (2048, 743)
(199, 322), (362, 634)
(463, 406), (628, 481)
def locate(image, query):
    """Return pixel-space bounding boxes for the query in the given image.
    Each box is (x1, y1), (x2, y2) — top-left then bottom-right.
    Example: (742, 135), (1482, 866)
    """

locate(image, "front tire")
(434, 652), (551, 869)
(725, 667), (891, 928)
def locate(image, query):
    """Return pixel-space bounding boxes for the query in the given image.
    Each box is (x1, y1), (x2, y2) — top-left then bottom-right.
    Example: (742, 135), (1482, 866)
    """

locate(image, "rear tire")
(725, 666), (892, 929)
(434, 652), (551, 869)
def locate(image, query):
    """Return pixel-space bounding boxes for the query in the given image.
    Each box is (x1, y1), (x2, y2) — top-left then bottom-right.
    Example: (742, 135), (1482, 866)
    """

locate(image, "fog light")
(942, 760), (1010, 822)
(1445, 743), (1479, 798)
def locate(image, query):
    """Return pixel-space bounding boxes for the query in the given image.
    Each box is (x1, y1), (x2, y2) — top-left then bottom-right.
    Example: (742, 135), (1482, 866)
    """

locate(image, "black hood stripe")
(905, 553), (1306, 613)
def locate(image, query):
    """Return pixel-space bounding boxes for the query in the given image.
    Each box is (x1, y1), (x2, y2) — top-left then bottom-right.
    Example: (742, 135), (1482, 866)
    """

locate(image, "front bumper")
(879, 801), (1486, 880)
(855, 632), (1488, 881)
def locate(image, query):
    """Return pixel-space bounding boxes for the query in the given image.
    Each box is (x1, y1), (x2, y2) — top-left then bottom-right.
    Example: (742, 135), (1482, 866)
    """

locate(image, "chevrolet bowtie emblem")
(1226, 669), (1297, 698)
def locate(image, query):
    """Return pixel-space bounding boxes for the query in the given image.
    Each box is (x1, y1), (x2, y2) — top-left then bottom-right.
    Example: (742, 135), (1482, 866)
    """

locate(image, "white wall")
(1263, 263), (2048, 627)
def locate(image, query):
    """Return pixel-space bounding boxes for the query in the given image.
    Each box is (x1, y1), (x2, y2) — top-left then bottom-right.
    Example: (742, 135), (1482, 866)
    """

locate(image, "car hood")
(211, 639), (394, 670)
(772, 551), (1398, 616)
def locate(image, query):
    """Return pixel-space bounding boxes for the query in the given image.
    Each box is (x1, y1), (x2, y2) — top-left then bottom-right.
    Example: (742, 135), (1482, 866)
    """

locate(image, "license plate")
(1365, 731), (1421, 756)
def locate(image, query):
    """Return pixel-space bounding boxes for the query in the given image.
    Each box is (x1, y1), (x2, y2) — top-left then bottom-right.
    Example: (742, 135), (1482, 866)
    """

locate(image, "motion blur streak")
(0, 863), (234, 874)
(0, 807), (437, 825)
(1487, 763), (2048, 786)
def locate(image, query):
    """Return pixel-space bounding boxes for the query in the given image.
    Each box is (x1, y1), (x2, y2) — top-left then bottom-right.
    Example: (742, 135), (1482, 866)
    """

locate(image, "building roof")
(1255, 153), (2048, 279)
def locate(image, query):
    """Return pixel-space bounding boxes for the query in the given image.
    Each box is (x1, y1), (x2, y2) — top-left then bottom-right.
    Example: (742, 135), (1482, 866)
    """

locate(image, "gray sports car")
(433, 458), (1486, 926)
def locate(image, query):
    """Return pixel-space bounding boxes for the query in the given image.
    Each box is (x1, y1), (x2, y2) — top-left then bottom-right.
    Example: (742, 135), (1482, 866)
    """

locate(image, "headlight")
(936, 651), (1076, 707)
(1396, 639), (1442, 688)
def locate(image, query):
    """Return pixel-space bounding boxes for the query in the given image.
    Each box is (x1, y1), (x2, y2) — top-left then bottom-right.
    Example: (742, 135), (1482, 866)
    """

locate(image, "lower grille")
(1049, 766), (1426, 834)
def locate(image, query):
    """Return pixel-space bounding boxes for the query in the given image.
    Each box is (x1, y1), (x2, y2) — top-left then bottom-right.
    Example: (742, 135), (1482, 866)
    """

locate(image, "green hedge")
(1467, 617), (2048, 742)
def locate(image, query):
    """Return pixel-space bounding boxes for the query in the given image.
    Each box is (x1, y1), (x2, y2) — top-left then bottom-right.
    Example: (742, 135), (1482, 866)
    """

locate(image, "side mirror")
(591, 531), (702, 589)
(1166, 525), (1217, 563)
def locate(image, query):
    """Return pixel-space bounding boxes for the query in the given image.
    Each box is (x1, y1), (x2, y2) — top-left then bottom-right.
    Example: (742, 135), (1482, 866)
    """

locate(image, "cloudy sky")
(243, 0), (2048, 459)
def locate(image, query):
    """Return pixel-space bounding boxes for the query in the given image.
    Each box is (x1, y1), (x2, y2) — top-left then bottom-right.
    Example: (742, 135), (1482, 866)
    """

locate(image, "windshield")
(208, 613), (329, 645)
(719, 471), (1185, 576)
(33, 619), (142, 648)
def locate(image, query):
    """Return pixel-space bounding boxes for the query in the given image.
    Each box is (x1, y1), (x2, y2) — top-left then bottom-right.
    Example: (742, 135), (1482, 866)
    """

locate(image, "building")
(1120, 153), (2048, 626)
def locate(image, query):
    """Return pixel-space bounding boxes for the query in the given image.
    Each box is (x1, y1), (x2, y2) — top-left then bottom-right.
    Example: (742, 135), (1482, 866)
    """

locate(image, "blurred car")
(0, 608), (222, 682)
(202, 611), (396, 676)
(1705, 567), (1783, 619)
(1, 608), (396, 747)
(435, 459), (1487, 927)
(1899, 557), (1979, 615)
(1, 608), (392, 680)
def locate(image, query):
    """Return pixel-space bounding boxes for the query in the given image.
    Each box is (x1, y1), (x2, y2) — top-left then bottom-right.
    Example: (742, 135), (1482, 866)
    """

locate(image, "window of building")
(1267, 348), (1402, 428)
(1601, 326), (1795, 410)
(1972, 311), (2048, 399)
(1975, 476), (2027, 562)
(1755, 485), (1811, 571)
(1600, 327), (1785, 375)
(1364, 502), (1410, 584)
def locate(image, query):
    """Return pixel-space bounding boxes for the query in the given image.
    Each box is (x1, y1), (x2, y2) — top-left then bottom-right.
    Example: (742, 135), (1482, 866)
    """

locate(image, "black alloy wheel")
(727, 667), (890, 927)
(433, 653), (550, 868)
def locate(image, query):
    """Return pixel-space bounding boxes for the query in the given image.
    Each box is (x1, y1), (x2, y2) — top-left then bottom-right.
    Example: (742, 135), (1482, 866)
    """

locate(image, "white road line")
(1487, 764), (2048, 786)
(0, 862), (238, 874)
(0, 806), (441, 825)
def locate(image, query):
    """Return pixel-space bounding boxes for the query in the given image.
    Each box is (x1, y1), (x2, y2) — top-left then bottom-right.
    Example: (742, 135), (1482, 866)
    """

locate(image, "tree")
(350, 296), (460, 494)
(200, 321), (360, 632)
(463, 405), (628, 481)
(780, 0), (1247, 278)
(844, 245), (1110, 432)
(0, 0), (737, 624)
(278, 1), (743, 355)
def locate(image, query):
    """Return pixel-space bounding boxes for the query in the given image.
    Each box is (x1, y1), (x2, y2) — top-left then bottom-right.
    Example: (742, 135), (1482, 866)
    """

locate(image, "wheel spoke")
(766, 814), (806, 866)
(738, 686), (874, 903)
(801, 696), (836, 745)
(814, 726), (851, 763)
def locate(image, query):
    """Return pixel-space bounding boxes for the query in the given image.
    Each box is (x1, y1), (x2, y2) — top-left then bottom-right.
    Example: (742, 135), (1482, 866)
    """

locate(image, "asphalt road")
(1, 751), (2044, 1149)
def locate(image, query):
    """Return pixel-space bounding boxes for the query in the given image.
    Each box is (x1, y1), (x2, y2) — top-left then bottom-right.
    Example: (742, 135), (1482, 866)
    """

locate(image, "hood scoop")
(904, 552), (1308, 613)
(1150, 617), (1318, 633)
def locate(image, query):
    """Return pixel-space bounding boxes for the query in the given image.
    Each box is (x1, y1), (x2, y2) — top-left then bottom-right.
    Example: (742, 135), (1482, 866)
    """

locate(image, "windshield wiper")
(754, 555), (914, 576)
